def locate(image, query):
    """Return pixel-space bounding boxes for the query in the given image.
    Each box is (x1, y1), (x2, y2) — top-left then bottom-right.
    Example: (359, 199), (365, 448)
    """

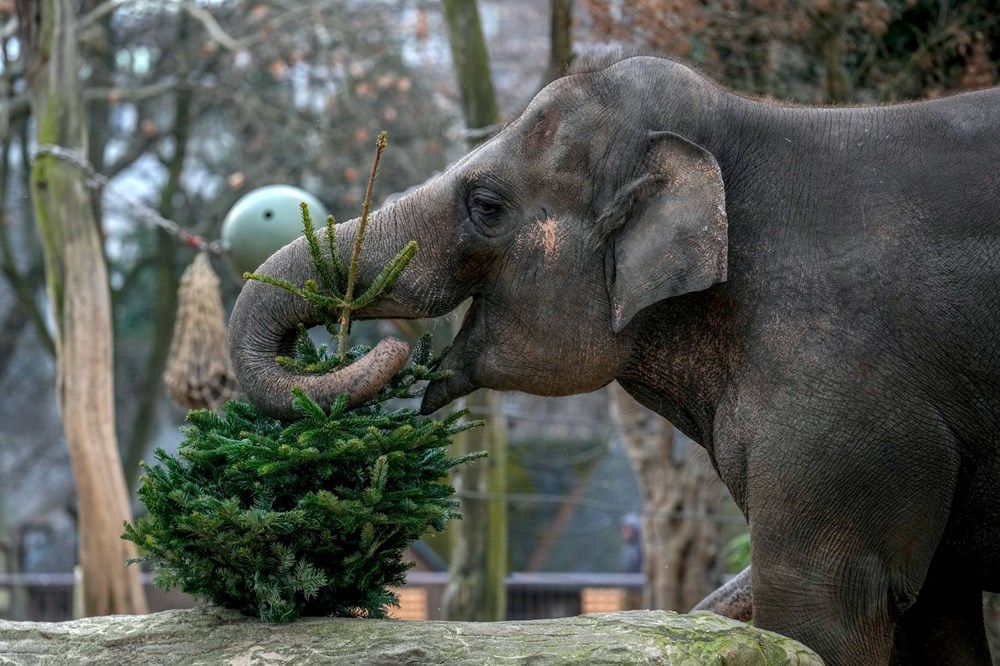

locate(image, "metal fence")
(0, 572), (645, 623)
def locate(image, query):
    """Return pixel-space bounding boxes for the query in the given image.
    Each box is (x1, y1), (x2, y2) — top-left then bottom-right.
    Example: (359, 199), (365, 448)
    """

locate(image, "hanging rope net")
(163, 252), (237, 409)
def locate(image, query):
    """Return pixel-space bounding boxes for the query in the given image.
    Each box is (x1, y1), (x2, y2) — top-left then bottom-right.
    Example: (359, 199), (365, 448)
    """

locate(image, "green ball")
(221, 185), (329, 276)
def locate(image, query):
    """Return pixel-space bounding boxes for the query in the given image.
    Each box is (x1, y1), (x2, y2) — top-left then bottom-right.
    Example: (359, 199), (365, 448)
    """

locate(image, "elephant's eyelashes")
(467, 188), (507, 234)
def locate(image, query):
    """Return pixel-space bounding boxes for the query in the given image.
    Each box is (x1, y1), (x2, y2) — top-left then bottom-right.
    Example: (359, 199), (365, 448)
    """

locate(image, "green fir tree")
(124, 133), (484, 622)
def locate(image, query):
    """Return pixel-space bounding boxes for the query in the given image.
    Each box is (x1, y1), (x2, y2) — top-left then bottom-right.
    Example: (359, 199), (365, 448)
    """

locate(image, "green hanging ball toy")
(221, 185), (330, 276)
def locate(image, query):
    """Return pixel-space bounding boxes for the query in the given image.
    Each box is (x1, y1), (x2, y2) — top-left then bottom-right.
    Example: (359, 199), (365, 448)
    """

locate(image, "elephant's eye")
(467, 188), (506, 232)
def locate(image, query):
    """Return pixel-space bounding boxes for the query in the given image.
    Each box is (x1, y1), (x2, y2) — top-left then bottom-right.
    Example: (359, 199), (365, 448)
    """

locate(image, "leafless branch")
(79, 0), (238, 51)
(0, 96), (30, 133)
(85, 77), (180, 103)
(105, 133), (161, 179)
(1, 16), (18, 41)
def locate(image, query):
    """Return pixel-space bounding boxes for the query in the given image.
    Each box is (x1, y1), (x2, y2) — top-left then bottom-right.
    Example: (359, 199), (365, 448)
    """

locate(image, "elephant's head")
(229, 56), (728, 419)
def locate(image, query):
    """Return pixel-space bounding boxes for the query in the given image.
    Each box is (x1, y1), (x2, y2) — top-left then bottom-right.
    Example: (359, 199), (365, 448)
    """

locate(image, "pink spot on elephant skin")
(513, 217), (566, 265)
(538, 217), (563, 261)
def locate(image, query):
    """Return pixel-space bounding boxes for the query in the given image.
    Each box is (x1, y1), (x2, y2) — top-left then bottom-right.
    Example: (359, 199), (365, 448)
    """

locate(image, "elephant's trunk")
(228, 226), (410, 420)
(228, 182), (470, 419)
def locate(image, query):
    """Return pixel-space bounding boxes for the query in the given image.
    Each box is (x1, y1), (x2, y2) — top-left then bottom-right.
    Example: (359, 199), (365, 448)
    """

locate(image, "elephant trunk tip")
(234, 336), (411, 420)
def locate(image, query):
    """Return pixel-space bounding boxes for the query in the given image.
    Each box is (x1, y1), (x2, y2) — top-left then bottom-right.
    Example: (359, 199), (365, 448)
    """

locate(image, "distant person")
(620, 512), (643, 573)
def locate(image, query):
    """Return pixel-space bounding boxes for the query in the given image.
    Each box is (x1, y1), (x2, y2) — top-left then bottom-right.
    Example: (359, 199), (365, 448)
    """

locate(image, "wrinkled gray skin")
(229, 55), (1000, 665)
(693, 566), (753, 622)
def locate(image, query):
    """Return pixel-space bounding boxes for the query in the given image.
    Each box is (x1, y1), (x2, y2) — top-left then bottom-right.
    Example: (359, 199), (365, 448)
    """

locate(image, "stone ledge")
(0, 607), (822, 665)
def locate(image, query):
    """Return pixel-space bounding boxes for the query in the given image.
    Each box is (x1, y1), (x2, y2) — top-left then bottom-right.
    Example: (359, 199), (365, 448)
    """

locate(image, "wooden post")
(15, 0), (148, 616)
(442, 385), (508, 621)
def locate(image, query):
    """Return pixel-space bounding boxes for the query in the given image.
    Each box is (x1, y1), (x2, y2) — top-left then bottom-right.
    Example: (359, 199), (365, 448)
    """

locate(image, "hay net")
(163, 252), (237, 409)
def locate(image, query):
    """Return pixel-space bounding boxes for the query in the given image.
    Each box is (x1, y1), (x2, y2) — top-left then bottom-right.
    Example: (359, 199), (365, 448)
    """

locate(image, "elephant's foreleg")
(733, 386), (962, 665)
(691, 566), (753, 622)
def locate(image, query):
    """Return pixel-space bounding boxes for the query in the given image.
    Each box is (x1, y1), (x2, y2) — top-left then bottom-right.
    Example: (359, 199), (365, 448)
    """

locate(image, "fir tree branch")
(325, 214), (347, 291)
(349, 241), (418, 311)
(300, 280), (350, 310)
(243, 272), (311, 300)
(300, 202), (339, 296)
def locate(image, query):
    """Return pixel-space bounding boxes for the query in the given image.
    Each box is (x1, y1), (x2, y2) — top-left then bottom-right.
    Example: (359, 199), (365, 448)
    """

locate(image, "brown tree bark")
(442, 0), (500, 142)
(442, 389), (508, 622)
(812, 0), (852, 104)
(610, 384), (729, 612)
(15, 0), (148, 616)
(539, 0), (574, 88)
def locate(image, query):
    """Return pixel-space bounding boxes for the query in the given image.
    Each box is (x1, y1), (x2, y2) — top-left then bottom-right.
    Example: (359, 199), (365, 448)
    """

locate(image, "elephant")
(228, 53), (1000, 665)
(692, 565), (753, 622)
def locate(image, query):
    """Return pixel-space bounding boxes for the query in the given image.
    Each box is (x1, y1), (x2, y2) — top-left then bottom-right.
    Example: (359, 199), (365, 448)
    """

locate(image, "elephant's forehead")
(520, 107), (563, 159)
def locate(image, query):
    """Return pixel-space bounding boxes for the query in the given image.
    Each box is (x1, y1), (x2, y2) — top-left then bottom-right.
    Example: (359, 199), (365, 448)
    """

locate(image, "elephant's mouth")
(419, 297), (481, 414)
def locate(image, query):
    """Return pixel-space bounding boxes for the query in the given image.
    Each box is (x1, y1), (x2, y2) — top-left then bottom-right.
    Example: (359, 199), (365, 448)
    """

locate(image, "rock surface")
(0, 607), (823, 665)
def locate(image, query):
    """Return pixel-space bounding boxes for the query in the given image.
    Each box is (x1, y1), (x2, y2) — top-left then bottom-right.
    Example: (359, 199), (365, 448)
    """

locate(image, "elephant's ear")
(601, 131), (727, 333)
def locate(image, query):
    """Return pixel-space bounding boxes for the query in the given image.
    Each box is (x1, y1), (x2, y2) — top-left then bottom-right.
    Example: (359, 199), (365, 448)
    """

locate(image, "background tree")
(100, 2), (456, 490)
(13, 0), (147, 616)
(610, 386), (732, 611)
(539, 0), (574, 87)
(0, 0), (459, 615)
(581, 0), (998, 103)
(440, 0), (508, 623)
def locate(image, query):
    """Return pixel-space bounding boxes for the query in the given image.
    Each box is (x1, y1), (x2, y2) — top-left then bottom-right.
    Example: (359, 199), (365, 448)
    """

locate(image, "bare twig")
(338, 131), (388, 360)
(176, 1), (239, 51)
(237, 0), (332, 48)
(85, 77), (181, 103)
(79, 0), (238, 51)
(32, 145), (224, 255)
(0, 16), (17, 40)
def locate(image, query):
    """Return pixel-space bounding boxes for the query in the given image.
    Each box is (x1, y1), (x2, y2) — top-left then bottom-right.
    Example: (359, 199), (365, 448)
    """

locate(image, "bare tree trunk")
(539, 0), (574, 88)
(812, 0), (852, 104)
(610, 384), (727, 612)
(80, 0), (112, 229)
(442, 0), (499, 142)
(440, 0), (507, 622)
(15, 0), (148, 617)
